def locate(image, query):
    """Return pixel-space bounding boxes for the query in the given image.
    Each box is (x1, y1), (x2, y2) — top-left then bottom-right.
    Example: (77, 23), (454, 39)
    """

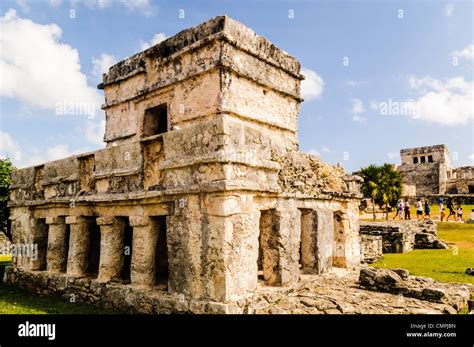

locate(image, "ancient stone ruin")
(360, 220), (449, 263)
(359, 267), (471, 313)
(398, 144), (474, 197)
(5, 16), (363, 313)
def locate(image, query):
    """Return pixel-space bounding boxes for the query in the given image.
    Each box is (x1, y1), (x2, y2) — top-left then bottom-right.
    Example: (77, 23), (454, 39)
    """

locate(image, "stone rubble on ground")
(359, 267), (471, 311)
(241, 269), (470, 314)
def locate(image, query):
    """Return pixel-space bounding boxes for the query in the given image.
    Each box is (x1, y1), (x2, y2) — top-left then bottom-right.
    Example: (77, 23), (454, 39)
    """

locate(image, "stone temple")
(398, 144), (474, 197)
(6, 16), (363, 313)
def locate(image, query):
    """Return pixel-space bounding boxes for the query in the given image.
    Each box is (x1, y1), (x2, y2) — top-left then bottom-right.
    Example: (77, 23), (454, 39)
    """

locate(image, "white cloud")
(70, 0), (155, 16)
(0, 131), (91, 168)
(345, 79), (366, 88)
(405, 76), (474, 126)
(469, 153), (474, 162)
(0, 132), (21, 159)
(301, 67), (324, 101)
(48, 0), (62, 6)
(444, 4), (454, 17)
(350, 98), (367, 122)
(15, 0), (30, 13)
(321, 145), (331, 153)
(92, 53), (117, 78)
(120, 0), (155, 16)
(387, 151), (399, 160)
(86, 120), (106, 146)
(307, 148), (320, 157)
(452, 43), (474, 61)
(0, 9), (102, 115)
(46, 144), (76, 161)
(140, 33), (167, 51)
(21, 144), (85, 167)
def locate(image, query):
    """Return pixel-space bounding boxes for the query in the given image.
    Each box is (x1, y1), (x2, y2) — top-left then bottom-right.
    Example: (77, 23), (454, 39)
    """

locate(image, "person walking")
(446, 199), (456, 221)
(424, 200), (431, 219)
(393, 199), (404, 220)
(457, 204), (463, 222)
(404, 199), (411, 220)
(437, 197), (444, 211)
(416, 198), (423, 220)
(440, 207), (446, 221)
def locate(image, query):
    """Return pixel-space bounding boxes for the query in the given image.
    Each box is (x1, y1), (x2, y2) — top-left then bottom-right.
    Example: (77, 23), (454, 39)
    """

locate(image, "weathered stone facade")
(398, 144), (474, 196)
(5, 16), (363, 313)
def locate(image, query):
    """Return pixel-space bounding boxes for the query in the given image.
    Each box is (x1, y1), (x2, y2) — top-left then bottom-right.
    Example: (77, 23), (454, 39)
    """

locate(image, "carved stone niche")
(143, 138), (164, 190)
(79, 154), (95, 194)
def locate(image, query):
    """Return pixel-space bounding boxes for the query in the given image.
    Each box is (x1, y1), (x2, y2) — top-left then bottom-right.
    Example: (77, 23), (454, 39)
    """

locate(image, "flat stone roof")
(99, 15), (302, 89)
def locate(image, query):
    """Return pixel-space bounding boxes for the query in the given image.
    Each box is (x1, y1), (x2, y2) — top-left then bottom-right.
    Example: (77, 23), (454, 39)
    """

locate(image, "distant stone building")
(398, 144), (474, 196)
(6, 16), (363, 313)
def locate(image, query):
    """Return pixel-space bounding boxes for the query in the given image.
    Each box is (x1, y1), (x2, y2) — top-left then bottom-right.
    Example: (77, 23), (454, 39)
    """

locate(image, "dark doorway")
(120, 219), (133, 283)
(154, 216), (169, 290)
(61, 225), (70, 273)
(143, 104), (168, 137)
(87, 219), (101, 278)
(35, 218), (48, 271)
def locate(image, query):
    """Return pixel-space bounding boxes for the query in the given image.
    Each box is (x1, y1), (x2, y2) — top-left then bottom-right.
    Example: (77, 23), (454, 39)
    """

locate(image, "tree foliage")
(359, 163), (403, 220)
(0, 158), (15, 241)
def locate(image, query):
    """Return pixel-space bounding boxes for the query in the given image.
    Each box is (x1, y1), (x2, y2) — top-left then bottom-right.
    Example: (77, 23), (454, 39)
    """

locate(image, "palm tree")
(359, 165), (382, 221)
(379, 164), (403, 220)
(359, 164), (403, 221)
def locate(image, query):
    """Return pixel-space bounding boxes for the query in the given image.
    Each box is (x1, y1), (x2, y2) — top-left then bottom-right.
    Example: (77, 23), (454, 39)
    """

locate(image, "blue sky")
(0, 0), (473, 172)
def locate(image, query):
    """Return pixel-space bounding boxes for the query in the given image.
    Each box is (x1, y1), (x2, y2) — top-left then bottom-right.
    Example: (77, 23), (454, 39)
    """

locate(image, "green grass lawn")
(372, 222), (474, 285)
(0, 283), (121, 314)
(0, 256), (120, 314)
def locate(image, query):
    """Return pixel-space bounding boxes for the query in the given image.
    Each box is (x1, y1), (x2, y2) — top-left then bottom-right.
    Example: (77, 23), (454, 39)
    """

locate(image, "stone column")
(333, 202), (361, 268)
(24, 214), (48, 271)
(316, 209), (335, 273)
(66, 216), (90, 277)
(300, 209), (318, 274)
(45, 216), (68, 273)
(129, 216), (158, 286)
(97, 217), (125, 282)
(274, 205), (300, 286)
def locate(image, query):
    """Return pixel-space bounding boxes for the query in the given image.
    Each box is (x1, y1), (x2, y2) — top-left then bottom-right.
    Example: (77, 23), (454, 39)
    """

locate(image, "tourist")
(437, 197), (443, 211)
(404, 199), (411, 220)
(440, 207), (446, 221)
(457, 205), (463, 222)
(424, 200), (431, 219)
(416, 198), (423, 220)
(393, 199), (404, 220)
(446, 199), (456, 221)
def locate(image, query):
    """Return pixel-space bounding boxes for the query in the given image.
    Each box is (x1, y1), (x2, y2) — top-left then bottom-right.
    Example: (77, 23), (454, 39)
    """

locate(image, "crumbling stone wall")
(360, 235), (383, 263)
(360, 220), (447, 255)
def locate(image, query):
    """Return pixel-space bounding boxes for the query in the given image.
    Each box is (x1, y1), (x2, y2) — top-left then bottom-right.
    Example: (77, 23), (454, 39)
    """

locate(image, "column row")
(37, 215), (169, 288)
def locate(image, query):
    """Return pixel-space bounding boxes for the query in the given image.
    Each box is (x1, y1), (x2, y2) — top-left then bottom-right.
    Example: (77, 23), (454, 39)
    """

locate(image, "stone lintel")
(45, 216), (65, 225)
(96, 216), (117, 226)
(66, 216), (80, 224)
(129, 216), (149, 227)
